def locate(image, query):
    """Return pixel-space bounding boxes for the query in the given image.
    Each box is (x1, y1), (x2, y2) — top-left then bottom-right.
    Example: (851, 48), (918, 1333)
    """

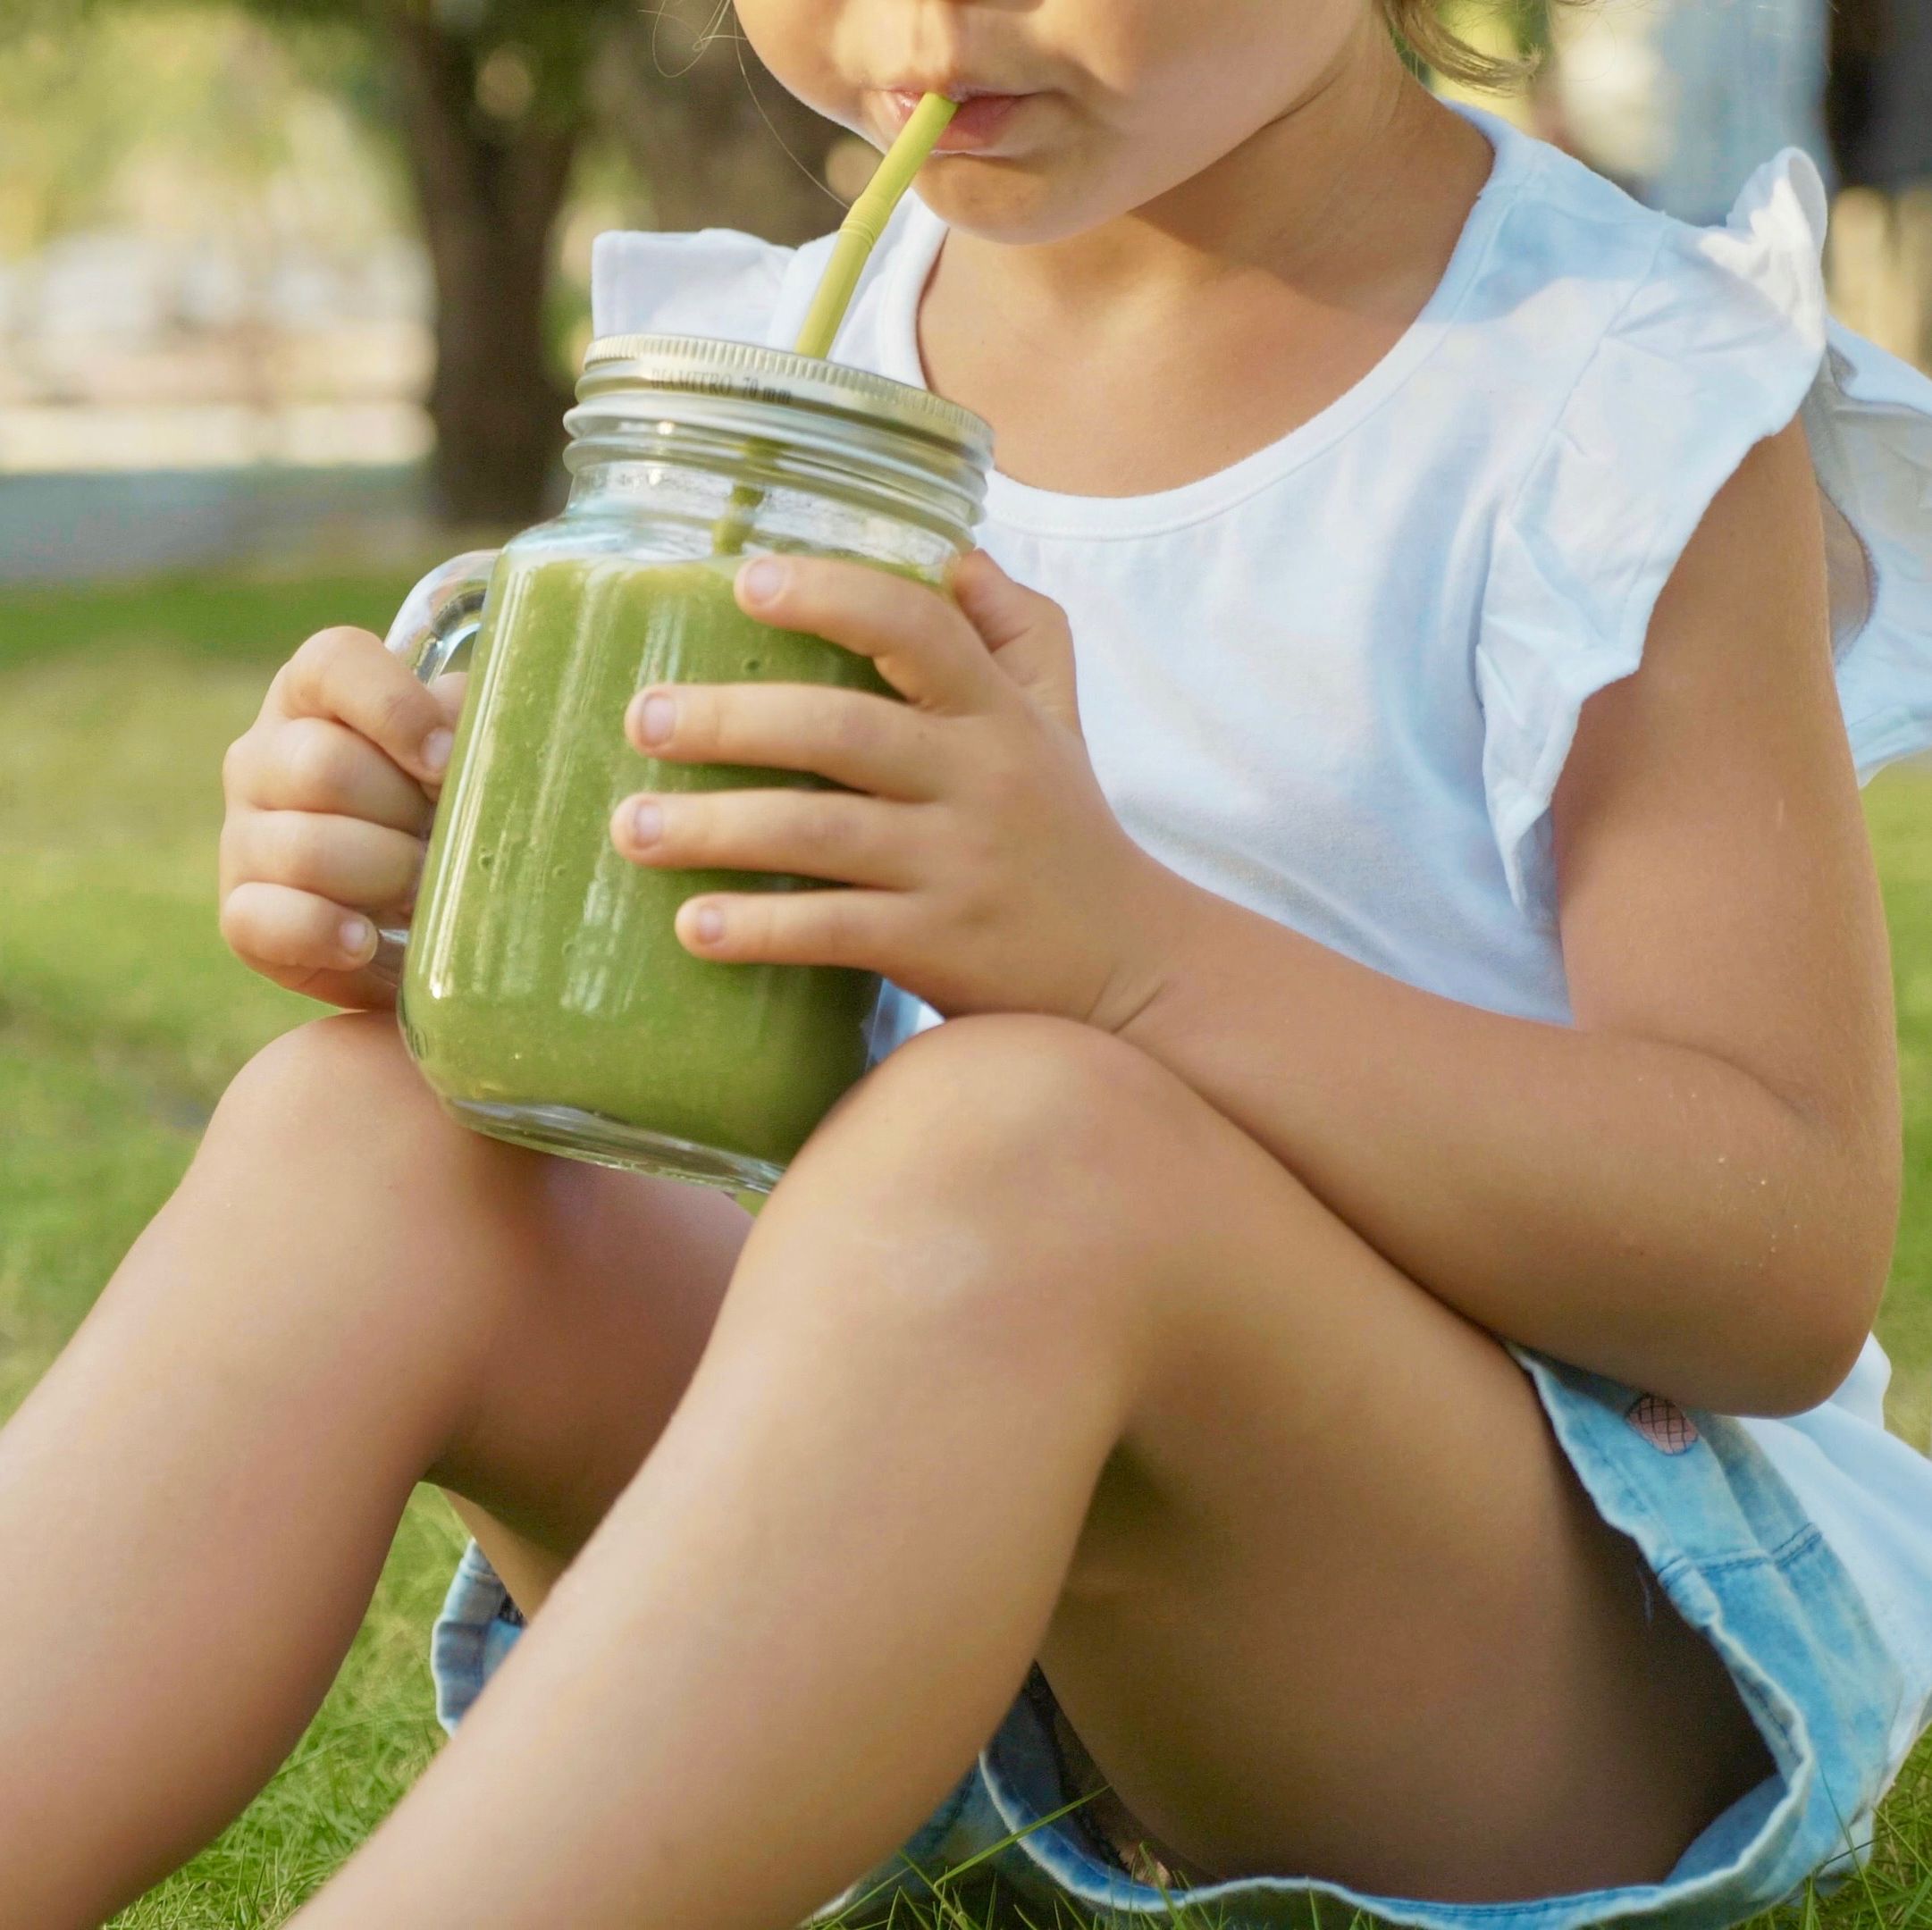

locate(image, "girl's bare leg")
(0, 1012), (749, 1929)
(296, 1013), (1773, 1930)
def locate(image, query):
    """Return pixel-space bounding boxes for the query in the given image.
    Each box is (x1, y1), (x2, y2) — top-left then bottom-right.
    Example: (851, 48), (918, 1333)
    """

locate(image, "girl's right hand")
(219, 625), (466, 1009)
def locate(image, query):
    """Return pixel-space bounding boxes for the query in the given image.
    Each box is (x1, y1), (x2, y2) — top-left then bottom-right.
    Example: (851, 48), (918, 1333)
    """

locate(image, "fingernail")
(693, 904), (724, 944)
(340, 916), (375, 962)
(631, 800), (663, 846)
(739, 557), (786, 606)
(637, 693), (676, 747)
(422, 728), (453, 776)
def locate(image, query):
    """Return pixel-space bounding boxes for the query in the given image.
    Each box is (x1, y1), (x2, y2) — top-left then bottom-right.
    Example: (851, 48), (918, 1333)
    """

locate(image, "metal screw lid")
(581, 334), (990, 462)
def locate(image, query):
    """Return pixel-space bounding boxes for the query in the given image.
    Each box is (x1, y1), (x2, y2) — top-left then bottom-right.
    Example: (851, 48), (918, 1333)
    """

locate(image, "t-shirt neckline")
(873, 101), (1530, 540)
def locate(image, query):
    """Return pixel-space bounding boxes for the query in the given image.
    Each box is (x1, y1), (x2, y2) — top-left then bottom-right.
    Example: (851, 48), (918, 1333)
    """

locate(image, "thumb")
(947, 550), (1079, 728)
(428, 668), (469, 727)
(421, 669), (469, 798)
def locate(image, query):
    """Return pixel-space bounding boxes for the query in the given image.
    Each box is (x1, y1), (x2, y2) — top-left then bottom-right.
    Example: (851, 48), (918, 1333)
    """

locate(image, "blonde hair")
(1381, 0), (1551, 91)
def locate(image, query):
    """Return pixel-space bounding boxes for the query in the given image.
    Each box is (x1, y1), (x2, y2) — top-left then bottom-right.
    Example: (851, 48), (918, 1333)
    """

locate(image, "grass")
(0, 566), (1928, 1928)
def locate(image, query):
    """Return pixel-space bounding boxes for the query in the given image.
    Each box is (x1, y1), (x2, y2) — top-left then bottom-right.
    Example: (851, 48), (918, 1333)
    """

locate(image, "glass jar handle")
(369, 550), (500, 987)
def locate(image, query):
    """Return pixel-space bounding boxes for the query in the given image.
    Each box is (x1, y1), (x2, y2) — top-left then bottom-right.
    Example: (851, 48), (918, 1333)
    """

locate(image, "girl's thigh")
(260, 1022), (762, 1601)
(156, 1011), (752, 1553)
(433, 1129), (748, 1613)
(995, 1040), (1778, 1908)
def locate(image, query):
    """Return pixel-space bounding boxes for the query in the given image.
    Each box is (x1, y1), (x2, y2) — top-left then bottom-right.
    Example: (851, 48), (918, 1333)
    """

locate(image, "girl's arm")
(1119, 419), (1901, 1419)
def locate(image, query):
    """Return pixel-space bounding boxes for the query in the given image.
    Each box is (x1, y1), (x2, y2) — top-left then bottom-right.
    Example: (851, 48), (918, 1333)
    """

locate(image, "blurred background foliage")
(0, 0), (856, 530)
(2, 0), (1924, 557)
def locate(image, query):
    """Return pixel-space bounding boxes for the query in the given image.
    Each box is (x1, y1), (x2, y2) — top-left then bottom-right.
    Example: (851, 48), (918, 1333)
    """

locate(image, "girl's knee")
(823, 1013), (1190, 1192)
(768, 1015), (1200, 1354)
(210, 1011), (500, 1186)
(217, 1010), (418, 1129)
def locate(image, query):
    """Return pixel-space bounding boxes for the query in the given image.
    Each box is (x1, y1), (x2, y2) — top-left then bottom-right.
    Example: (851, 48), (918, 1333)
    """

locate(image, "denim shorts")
(432, 1341), (1911, 1930)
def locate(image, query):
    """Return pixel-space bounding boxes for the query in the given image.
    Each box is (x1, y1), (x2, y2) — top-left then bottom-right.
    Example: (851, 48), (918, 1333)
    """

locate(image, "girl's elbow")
(1755, 1110), (1901, 1416)
(1760, 1313), (1875, 1419)
(1754, 1209), (1897, 1419)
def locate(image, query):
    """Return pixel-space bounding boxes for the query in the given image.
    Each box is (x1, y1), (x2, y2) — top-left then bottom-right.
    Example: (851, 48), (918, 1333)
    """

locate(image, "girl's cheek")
(731, 1), (853, 129)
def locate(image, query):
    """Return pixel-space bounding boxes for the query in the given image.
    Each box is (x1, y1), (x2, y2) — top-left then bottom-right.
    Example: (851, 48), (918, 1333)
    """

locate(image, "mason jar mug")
(380, 335), (992, 1194)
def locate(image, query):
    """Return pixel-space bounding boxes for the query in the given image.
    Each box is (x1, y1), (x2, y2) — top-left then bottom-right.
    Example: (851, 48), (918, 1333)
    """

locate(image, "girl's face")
(731, 0), (1380, 243)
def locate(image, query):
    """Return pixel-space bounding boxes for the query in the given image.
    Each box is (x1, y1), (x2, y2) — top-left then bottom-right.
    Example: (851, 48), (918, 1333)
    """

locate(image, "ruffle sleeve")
(1477, 150), (1932, 928)
(589, 227), (795, 345)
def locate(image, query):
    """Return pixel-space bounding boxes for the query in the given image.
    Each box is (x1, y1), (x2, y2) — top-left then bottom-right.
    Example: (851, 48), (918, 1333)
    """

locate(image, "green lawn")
(1, 570), (1928, 1928)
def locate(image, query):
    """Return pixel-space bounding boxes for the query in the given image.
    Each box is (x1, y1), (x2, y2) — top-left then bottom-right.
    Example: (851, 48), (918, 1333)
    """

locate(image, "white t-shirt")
(592, 105), (1932, 1775)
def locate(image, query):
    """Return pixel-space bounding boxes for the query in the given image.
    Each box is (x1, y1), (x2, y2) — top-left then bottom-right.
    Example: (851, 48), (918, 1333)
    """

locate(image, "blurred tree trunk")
(593, 15), (847, 246)
(384, 5), (586, 526)
(1827, 0), (1887, 187)
(1828, 0), (1932, 193)
(349, 2), (845, 525)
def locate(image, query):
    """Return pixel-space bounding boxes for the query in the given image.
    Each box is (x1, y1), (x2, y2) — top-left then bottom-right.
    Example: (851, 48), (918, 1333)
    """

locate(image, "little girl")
(6, 2), (1932, 1926)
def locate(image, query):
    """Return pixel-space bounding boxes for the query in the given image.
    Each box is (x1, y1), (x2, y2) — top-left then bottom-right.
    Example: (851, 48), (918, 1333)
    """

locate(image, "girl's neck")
(911, 37), (1497, 501)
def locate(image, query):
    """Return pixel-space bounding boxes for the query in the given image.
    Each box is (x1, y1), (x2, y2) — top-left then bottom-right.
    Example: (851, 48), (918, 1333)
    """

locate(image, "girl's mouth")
(878, 88), (1036, 154)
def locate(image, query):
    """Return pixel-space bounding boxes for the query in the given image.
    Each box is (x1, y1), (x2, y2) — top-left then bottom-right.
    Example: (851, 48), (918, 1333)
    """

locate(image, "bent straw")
(793, 91), (958, 358)
(711, 93), (958, 555)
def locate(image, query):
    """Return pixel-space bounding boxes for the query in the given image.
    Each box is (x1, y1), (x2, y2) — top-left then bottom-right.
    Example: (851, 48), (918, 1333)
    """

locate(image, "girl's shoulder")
(588, 204), (905, 355)
(588, 224), (802, 348)
(1453, 108), (1842, 449)
(1466, 115), (1932, 922)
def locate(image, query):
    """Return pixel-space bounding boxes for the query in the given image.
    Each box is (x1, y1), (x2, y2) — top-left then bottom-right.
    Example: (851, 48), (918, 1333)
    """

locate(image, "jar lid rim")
(582, 333), (990, 458)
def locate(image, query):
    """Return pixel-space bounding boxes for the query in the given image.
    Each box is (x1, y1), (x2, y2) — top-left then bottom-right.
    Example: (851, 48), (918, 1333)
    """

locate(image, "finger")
(221, 880), (382, 976)
(228, 810), (426, 911)
(734, 555), (996, 713)
(946, 549), (1081, 722)
(625, 684), (943, 801)
(273, 628), (454, 786)
(945, 548), (1058, 650)
(613, 788), (924, 889)
(673, 885), (914, 972)
(428, 668), (469, 724)
(233, 717), (436, 835)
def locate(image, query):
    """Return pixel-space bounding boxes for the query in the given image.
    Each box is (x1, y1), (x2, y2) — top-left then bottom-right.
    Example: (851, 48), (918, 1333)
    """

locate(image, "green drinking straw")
(711, 92), (958, 555)
(793, 91), (958, 359)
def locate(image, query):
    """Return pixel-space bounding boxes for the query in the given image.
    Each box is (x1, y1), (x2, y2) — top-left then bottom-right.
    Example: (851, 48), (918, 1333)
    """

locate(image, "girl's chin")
(914, 162), (1111, 248)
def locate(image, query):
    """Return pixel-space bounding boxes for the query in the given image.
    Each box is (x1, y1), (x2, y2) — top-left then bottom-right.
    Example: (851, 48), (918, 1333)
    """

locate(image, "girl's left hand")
(610, 548), (1184, 1031)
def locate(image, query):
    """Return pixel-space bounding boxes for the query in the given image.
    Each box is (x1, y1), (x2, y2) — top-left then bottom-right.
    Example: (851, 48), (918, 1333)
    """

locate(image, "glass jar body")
(395, 393), (979, 1194)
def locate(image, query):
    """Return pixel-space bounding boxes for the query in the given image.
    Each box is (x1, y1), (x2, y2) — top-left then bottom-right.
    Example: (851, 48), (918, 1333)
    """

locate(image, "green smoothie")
(399, 550), (898, 1185)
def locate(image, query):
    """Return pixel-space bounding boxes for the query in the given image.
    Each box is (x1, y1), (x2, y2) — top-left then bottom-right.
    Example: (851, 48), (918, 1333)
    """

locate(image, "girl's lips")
(880, 88), (1033, 152)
